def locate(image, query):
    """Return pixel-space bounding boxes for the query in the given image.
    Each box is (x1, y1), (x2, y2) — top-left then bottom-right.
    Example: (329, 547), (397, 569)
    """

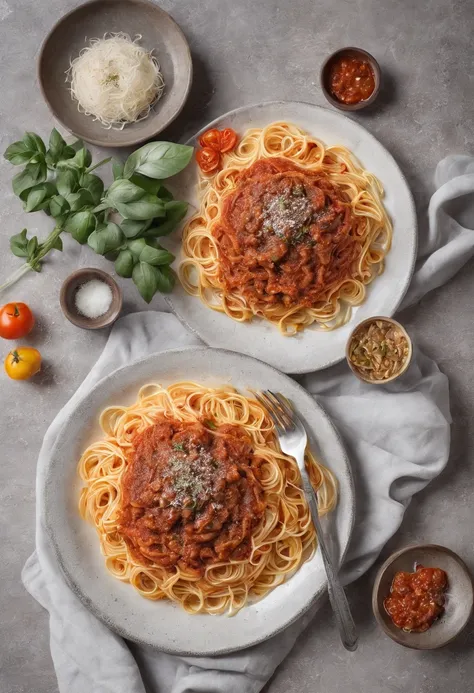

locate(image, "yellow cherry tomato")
(4, 346), (42, 380)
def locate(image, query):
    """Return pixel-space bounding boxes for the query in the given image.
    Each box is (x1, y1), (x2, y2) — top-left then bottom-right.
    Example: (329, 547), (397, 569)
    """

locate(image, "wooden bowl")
(346, 316), (413, 385)
(38, 0), (192, 148)
(60, 268), (122, 329)
(320, 47), (381, 111)
(372, 544), (473, 649)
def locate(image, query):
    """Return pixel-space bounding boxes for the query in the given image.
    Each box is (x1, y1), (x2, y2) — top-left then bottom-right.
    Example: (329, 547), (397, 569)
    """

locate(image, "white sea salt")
(75, 279), (113, 319)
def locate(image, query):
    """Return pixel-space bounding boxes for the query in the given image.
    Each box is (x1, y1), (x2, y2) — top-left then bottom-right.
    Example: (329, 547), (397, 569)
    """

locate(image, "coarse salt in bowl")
(60, 268), (122, 330)
(75, 279), (113, 319)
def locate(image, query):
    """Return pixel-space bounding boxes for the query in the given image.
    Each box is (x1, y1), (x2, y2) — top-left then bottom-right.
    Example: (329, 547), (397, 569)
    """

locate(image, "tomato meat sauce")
(384, 565), (448, 632)
(214, 157), (359, 310)
(119, 418), (265, 575)
(329, 55), (376, 105)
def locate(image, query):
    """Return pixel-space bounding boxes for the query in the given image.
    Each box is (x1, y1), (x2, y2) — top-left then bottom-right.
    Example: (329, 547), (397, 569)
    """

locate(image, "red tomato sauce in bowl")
(329, 55), (376, 105)
(384, 565), (448, 632)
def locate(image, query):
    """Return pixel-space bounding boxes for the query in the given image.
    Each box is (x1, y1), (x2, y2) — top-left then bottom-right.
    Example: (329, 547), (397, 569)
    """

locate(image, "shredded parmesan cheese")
(67, 33), (165, 129)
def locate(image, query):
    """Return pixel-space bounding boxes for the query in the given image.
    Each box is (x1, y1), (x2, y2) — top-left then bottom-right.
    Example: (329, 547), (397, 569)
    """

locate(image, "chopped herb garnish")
(292, 184), (306, 197)
(204, 419), (217, 430)
(104, 73), (120, 85)
(172, 442), (186, 452)
(291, 226), (310, 245)
(261, 191), (312, 242)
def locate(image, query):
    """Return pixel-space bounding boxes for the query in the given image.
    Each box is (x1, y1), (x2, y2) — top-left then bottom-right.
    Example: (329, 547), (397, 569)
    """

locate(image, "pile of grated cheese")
(67, 32), (165, 130)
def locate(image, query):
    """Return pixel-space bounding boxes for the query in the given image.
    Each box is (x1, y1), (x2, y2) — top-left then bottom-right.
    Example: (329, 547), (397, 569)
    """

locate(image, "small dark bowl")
(38, 0), (192, 148)
(60, 268), (122, 330)
(372, 544), (474, 650)
(320, 47), (381, 111)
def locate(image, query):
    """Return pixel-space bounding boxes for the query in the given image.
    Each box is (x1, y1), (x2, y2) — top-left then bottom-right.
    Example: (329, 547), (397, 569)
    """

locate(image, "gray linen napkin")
(22, 155), (474, 692)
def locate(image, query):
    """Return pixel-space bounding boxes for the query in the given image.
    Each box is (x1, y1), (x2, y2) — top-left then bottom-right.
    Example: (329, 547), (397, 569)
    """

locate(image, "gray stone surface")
(0, 0), (473, 691)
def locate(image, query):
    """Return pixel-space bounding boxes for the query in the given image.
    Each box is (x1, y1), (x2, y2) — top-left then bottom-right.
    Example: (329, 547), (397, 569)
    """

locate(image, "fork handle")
(301, 471), (358, 652)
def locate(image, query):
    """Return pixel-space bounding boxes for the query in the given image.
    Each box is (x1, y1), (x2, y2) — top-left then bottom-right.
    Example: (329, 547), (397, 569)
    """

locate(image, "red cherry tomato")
(196, 147), (220, 173)
(0, 302), (35, 340)
(220, 128), (238, 153)
(198, 129), (222, 151)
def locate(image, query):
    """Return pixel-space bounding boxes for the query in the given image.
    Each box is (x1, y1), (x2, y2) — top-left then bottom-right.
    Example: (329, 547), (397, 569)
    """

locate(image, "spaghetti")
(78, 382), (337, 615)
(179, 121), (392, 335)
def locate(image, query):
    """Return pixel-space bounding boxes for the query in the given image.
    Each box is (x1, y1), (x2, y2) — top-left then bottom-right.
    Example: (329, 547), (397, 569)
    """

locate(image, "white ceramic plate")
(44, 347), (354, 655)
(166, 101), (417, 374)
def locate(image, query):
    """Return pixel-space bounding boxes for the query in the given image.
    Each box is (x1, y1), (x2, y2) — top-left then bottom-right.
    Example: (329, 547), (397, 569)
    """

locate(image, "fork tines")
(254, 390), (296, 432)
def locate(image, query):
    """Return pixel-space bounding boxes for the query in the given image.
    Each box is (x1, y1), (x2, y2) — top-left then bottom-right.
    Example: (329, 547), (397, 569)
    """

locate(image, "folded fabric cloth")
(22, 154), (474, 693)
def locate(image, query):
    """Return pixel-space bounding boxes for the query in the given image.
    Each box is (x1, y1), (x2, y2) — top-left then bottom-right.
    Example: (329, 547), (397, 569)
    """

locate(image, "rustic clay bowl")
(320, 47), (381, 111)
(60, 268), (122, 329)
(38, 0), (192, 147)
(372, 544), (473, 650)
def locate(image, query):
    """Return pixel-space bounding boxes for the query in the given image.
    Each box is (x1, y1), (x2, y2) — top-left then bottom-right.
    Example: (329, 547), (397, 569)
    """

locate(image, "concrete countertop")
(1, 1), (473, 691)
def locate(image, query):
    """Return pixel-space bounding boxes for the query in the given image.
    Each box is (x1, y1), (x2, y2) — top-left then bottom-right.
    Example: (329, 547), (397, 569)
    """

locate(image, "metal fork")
(255, 390), (358, 652)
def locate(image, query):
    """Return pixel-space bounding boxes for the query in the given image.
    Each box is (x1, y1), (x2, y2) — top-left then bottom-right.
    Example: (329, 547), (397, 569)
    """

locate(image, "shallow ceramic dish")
(346, 316), (413, 384)
(372, 544), (473, 649)
(38, 0), (192, 147)
(60, 268), (122, 329)
(166, 101), (417, 374)
(320, 47), (381, 111)
(44, 346), (354, 655)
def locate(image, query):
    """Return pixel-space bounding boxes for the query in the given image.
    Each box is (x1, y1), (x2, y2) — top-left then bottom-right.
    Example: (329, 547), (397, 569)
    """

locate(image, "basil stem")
(0, 225), (63, 294)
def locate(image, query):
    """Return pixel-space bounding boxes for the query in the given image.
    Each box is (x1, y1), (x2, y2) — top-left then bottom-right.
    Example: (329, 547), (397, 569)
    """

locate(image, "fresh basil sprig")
(1, 129), (193, 302)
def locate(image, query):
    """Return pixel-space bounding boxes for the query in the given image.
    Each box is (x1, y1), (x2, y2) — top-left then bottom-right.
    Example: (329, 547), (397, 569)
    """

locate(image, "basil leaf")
(129, 173), (163, 195)
(104, 179), (166, 219)
(123, 142), (194, 180)
(132, 261), (157, 303)
(49, 194), (70, 218)
(127, 238), (147, 259)
(154, 265), (176, 293)
(65, 210), (95, 243)
(12, 161), (47, 197)
(49, 128), (67, 153)
(24, 182), (56, 212)
(57, 146), (92, 171)
(46, 129), (76, 167)
(4, 141), (37, 165)
(156, 184), (174, 202)
(113, 195), (165, 221)
(51, 235), (63, 251)
(65, 188), (94, 212)
(120, 219), (148, 239)
(139, 244), (175, 266)
(80, 173), (104, 204)
(10, 229), (29, 257)
(27, 236), (39, 261)
(115, 249), (135, 278)
(93, 201), (113, 213)
(145, 201), (188, 237)
(87, 222), (124, 255)
(106, 179), (147, 204)
(56, 169), (79, 196)
(112, 159), (124, 180)
(22, 133), (46, 156)
(70, 139), (85, 152)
